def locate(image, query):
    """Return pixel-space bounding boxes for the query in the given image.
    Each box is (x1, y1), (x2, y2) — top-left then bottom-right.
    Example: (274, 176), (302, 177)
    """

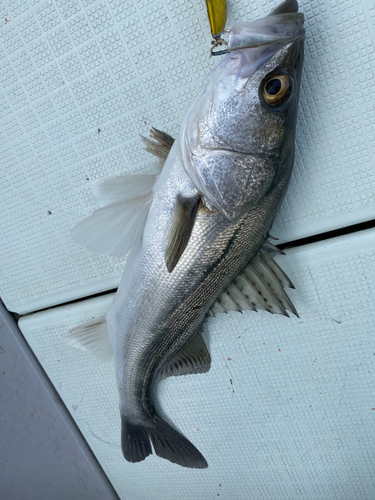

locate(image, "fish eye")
(261, 75), (290, 106)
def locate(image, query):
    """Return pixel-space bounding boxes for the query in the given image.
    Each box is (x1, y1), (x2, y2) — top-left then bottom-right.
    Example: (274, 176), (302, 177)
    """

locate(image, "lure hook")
(210, 32), (229, 56)
(205, 0), (229, 55)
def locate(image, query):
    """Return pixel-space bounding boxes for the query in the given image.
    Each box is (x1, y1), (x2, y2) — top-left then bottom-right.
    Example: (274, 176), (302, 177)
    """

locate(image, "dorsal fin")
(71, 128), (174, 258)
(157, 330), (211, 380)
(70, 183), (155, 258)
(141, 127), (174, 163)
(259, 250), (295, 289)
(251, 254), (298, 316)
(207, 239), (298, 318)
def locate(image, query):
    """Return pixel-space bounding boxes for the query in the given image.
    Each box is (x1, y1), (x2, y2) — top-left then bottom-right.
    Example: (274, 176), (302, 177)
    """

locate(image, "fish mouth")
(228, 1), (304, 52)
(223, 2), (305, 89)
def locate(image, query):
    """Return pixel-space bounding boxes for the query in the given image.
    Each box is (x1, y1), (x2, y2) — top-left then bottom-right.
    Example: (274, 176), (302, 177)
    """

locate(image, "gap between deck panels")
(9, 216), (375, 322)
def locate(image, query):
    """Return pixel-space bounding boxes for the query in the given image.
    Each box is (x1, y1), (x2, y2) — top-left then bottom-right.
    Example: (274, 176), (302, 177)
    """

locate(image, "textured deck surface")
(2, 0), (375, 498)
(19, 228), (375, 500)
(0, 0), (374, 313)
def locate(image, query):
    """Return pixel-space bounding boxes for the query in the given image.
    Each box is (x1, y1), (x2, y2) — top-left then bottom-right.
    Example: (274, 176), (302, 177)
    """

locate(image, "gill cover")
(179, 0), (305, 220)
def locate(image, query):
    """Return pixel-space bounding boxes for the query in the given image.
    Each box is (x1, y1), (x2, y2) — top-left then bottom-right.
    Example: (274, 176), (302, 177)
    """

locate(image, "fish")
(69, 0), (305, 469)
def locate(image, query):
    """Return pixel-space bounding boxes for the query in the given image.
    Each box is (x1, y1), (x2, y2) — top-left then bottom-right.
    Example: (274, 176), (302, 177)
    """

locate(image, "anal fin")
(158, 330), (211, 380)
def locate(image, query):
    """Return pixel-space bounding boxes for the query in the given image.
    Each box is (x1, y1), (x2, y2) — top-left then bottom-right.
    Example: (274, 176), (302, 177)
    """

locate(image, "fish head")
(180, 1), (305, 220)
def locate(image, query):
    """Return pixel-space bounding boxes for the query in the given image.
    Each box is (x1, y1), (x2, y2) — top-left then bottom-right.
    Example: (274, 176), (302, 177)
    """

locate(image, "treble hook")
(210, 32), (229, 56)
(205, 0), (229, 55)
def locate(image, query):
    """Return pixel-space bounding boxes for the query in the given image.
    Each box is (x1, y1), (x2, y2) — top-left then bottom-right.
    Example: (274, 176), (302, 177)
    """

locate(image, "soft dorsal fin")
(259, 250), (295, 289)
(165, 195), (201, 273)
(157, 330), (211, 380)
(207, 239), (298, 318)
(251, 254), (298, 316)
(92, 174), (158, 208)
(71, 188), (154, 258)
(67, 316), (113, 362)
(71, 128), (174, 257)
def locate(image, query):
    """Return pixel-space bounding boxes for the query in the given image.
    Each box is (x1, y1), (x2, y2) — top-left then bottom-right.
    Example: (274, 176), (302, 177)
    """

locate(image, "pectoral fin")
(269, 0), (299, 16)
(165, 195), (201, 273)
(157, 330), (211, 380)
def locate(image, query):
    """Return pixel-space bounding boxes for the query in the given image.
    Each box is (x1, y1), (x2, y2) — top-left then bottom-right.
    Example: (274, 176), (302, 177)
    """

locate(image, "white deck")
(0, 0), (374, 313)
(2, 0), (375, 498)
(19, 228), (375, 499)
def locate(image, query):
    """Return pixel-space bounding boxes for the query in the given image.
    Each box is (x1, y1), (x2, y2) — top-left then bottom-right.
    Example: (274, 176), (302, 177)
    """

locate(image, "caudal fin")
(121, 415), (208, 469)
(150, 416), (208, 469)
(121, 416), (152, 463)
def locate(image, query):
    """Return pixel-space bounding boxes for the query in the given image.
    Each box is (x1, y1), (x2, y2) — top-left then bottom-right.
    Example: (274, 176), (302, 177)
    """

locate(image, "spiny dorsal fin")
(72, 128), (174, 257)
(165, 195), (201, 273)
(141, 127), (174, 163)
(207, 239), (298, 318)
(150, 127), (174, 148)
(67, 316), (113, 362)
(259, 250), (295, 289)
(251, 254), (298, 316)
(157, 330), (211, 380)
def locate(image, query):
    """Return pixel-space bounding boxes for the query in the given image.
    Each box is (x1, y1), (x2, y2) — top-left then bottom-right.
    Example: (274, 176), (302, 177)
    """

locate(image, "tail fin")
(150, 416), (208, 469)
(121, 416), (152, 463)
(121, 415), (208, 469)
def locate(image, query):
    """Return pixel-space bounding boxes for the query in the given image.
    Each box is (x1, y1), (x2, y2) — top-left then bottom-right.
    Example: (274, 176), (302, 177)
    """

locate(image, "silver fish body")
(105, 0), (305, 468)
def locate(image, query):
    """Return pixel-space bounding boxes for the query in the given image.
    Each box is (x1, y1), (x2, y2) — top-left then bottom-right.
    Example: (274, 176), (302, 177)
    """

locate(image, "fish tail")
(148, 415), (208, 469)
(121, 416), (152, 463)
(121, 414), (208, 468)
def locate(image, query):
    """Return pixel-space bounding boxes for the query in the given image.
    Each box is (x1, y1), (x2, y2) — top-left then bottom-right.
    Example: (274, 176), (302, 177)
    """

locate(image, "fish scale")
(109, 149), (291, 462)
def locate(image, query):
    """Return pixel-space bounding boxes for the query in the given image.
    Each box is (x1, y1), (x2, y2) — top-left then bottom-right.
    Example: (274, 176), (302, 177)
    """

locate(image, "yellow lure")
(205, 0), (227, 37)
